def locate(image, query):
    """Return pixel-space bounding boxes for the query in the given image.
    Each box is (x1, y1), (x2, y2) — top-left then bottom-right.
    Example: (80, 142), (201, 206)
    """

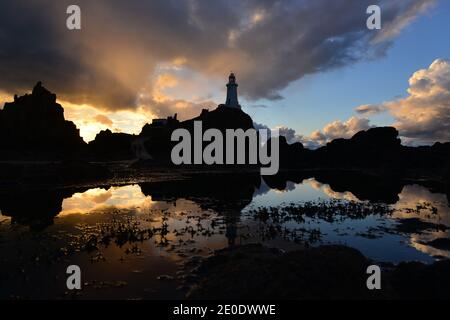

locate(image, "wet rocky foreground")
(185, 244), (450, 299)
(0, 170), (449, 299)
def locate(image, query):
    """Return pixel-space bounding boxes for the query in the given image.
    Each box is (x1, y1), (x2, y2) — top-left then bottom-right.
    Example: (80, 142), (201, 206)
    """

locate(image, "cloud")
(355, 104), (387, 115)
(298, 116), (372, 148)
(0, 91), (11, 109)
(257, 116), (372, 149)
(372, 0), (436, 43)
(93, 115), (113, 127)
(354, 59), (450, 144)
(136, 71), (218, 121)
(249, 104), (269, 109)
(62, 100), (154, 142)
(0, 0), (436, 117)
(275, 126), (300, 144)
(322, 117), (372, 140)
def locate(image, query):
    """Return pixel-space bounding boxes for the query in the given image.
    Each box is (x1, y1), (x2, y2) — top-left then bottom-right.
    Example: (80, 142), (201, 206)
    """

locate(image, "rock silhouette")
(137, 106), (255, 163)
(269, 126), (450, 185)
(139, 171), (260, 212)
(0, 82), (85, 159)
(0, 82), (449, 192)
(88, 129), (136, 160)
(313, 127), (403, 169)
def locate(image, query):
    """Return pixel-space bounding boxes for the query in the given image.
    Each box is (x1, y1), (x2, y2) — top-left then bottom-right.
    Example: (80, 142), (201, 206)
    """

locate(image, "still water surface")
(1, 177), (449, 299)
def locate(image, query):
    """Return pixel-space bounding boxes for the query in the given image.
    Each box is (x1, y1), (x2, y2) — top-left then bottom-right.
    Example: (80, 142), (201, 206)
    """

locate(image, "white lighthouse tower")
(224, 72), (241, 109)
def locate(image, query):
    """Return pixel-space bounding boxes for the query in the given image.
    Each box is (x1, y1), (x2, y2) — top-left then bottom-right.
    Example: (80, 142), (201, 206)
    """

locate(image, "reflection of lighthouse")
(224, 73), (241, 109)
(225, 215), (238, 247)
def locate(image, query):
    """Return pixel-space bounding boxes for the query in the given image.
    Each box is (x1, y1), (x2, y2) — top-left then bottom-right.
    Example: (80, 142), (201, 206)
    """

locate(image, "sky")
(0, 0), (449, 145)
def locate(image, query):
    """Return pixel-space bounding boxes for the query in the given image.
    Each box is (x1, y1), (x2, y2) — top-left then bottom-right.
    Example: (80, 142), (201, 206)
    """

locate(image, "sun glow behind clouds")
(60, 185), (154, 216)
(0, 91), (11, 109)
(61, 100), (155, 142)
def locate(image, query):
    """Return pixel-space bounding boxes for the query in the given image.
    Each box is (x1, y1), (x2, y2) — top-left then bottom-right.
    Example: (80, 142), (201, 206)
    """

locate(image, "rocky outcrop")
(186, 244), (450, 300)
(181, 105), (254, 131)
(0, 82), (86, 159)
(88, 129), (136, 160)
(312, 127), (403, 169)
(0, 83), (449, 183)
(137, 106), (255, 163)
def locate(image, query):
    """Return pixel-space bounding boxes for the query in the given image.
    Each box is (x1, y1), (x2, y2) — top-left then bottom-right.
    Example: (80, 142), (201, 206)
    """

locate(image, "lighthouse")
(224, 72), (241, 109)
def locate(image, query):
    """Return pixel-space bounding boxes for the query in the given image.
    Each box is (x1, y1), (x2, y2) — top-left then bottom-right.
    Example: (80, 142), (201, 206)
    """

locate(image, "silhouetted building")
(150, 113), (179, 127)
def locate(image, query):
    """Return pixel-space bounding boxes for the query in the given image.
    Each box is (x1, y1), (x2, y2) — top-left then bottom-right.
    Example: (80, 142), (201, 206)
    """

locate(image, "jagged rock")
(315, 127), (403, 169)
(268, 136), (308, 168)
(181, 105), (253, 131)
(88, 129), (136, 160)
(137, 106), (255, 163)
(0, 82), (85, 159)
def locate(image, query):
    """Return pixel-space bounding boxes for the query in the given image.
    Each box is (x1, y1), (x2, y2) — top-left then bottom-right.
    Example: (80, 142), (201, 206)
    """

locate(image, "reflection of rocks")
(313, 171), (404, 204)
(0, 161), (112, 185)
(187, 244), (450, 300)
(421, 238), (450, 251)
(394, 218), (448, 234)
(262, 171), (308, 190)
(263, 170), (404, 204)
(0, 185), (104, 229)
(0, 187), (88, 230)
(0, 191), (63, 230)
(139, 172), (260, 212)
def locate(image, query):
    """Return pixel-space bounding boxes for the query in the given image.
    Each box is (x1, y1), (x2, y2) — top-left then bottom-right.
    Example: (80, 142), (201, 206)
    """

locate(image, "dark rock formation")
(137, 106), (255, 164)
(187, 244), (380, 299)
(1, 83), (449, 186)
(312, 127), (403, 169)
(0, 82), (86, 159)
(269, 126), (449, 184)
(0, 186), (93, 231)
(187, 244), (450, 300)
(139, 171), (260, 212)
(270, 136), (309, 168)
(138, 117), (180, 163)
(181, 105), (253, 131)
(88, 129), (136, 161)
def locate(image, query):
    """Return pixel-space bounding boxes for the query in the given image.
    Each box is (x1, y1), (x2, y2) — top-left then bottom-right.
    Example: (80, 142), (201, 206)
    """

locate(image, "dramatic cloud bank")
(0, 0), (435, 118)
(356, 59), (450, 144)
(256, 116), (372, 149)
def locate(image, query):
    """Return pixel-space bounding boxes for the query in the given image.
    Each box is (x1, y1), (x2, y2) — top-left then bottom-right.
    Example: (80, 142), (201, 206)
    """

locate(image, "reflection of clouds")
(60, 185), (204, 217)
(392, 185), (450, 258)
(393, 185), (450, 225)
(308, 179), (323, 191)
(85, 189), (113, 203)
(306, 179), (359, 202)
(255, 179), (300, 198)
(410, 232), (450, 259)
(58, 180), (450, 262)
(61, 185), (151, 215)
(321, 186), (359, 202)
(0, 212), (11, 223)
